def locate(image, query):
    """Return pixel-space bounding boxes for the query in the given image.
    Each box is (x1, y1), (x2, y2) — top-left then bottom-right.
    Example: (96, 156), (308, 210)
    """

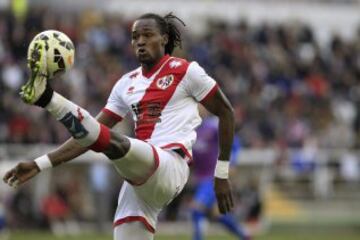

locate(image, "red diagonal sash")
(135, 59), (189, 140)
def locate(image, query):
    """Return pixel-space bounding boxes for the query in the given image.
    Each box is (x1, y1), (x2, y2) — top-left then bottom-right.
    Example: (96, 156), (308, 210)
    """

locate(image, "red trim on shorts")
(113, 216), (155, 233)
(126, 145), (160, 186)
(101, 108), (123, 122)
(200, 84), (219, 104)
(161, 143), (193, 164)
(89, 124), (111, 152)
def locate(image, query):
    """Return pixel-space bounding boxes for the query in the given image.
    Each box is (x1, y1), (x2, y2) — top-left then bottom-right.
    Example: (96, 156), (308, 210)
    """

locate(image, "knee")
(103, 131), (130, 159)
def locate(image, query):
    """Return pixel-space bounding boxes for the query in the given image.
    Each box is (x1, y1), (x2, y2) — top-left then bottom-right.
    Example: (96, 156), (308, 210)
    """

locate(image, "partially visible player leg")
(112, 178), (159, 240)
(111, 137), (158, 184)
(191, 207), (206, 240)
(191, 178), (214, 240)
(113, 149), (189, 240)
(114, 222), (154, 240)
(191, 178), (250, 240)
(216, 213), (250, 240)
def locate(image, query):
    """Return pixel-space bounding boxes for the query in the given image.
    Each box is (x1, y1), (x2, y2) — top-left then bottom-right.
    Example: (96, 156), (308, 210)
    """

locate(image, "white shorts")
(113, 139), (190, 233)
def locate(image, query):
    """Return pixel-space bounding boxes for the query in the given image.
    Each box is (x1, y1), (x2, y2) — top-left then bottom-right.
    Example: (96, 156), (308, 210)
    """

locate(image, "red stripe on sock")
(89, 124), (111, 152)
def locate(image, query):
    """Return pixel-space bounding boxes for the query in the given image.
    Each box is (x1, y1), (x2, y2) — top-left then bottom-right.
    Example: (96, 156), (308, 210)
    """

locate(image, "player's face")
(131, 19), (168, 66)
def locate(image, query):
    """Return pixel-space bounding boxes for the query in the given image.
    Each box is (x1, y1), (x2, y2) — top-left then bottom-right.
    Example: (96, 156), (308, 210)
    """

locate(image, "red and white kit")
(102, 55), (218, 233)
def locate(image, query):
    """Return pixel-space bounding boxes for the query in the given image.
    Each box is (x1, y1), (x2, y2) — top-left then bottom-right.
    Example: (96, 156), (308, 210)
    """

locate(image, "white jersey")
(103, 55), (218, 161)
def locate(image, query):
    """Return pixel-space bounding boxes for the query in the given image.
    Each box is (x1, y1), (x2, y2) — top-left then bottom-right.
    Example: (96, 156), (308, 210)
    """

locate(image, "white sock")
(45, 92), (101, 147)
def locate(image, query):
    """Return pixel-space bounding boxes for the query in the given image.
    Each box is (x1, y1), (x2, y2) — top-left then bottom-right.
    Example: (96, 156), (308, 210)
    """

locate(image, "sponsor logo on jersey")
(131, 102), (162, 124)
(156, 75), (174, 90)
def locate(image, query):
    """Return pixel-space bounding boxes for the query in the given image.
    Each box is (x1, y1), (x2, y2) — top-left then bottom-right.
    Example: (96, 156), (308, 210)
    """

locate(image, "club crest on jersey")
(156, 75), (174, 90)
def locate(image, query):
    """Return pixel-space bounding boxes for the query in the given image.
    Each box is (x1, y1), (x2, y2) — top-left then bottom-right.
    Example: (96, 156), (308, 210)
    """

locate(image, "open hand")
(3, 161), (40, 188)
(214, 177), (234, 214)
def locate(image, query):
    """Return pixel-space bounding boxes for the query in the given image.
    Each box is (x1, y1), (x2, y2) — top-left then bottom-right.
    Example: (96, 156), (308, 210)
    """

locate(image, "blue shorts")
(0, 216), (5, 230)
(194, 178), (216, 209)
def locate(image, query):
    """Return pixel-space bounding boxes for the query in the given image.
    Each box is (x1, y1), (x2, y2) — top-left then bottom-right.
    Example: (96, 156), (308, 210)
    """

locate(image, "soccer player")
(3, 13), (235, 240)
(191, 111), (250, 240)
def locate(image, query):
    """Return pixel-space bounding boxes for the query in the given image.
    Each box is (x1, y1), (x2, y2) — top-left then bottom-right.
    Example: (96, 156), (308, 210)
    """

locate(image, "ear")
(161, 34), (168, 46)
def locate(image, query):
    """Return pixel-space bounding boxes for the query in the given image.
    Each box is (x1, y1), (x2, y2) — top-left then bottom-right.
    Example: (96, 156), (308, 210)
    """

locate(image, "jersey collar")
(142, 54), (171, 78)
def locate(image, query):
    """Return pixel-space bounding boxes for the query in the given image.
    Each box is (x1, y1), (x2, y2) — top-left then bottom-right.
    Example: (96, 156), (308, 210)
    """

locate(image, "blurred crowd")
(0, 6), (360, 151)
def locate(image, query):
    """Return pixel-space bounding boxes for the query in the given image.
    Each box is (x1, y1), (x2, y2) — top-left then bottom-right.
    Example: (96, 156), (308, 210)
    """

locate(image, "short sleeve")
(184, 62), (218, 102)
(103, 78), (129, 119)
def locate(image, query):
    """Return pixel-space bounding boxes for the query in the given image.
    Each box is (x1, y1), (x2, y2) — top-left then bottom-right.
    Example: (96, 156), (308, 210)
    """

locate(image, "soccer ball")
(27, 30), (75, 78)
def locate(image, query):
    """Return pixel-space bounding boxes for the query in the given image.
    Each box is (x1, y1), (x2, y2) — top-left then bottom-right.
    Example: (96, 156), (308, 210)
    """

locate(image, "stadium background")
(0, 0), (360, 239)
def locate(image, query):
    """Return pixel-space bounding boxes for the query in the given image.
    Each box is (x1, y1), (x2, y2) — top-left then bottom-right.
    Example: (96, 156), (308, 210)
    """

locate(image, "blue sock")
(192, 209), (205, 240)
(217, 214), (248, 240)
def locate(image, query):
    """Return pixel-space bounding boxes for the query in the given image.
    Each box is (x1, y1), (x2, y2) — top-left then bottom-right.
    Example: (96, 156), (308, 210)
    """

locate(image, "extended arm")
(3, 111), (119, 186)
(201, 88), (234, 160)
(201, 87), (235, 214)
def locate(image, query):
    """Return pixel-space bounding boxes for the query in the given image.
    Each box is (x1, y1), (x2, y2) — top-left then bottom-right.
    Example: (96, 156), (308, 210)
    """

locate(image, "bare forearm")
(48, 138), (88, 167)
(47, 111), (118, 167)
(218, 109), (234, 160)
(202, 88), (235, 161)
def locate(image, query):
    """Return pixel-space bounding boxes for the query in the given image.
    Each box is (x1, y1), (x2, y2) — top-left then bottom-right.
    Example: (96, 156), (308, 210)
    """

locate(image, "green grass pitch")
(6, 229), (360, 240)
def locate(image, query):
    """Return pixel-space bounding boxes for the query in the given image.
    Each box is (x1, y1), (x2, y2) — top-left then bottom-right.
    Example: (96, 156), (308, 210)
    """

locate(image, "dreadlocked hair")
(138, 12), (186, 55)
